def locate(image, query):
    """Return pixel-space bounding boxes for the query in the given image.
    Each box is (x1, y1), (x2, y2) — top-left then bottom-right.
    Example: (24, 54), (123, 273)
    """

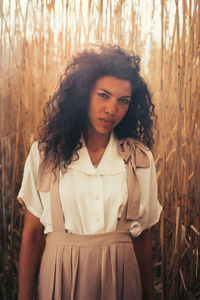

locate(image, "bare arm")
(18, 208), (45, 300)
(132, 229), (154, 300)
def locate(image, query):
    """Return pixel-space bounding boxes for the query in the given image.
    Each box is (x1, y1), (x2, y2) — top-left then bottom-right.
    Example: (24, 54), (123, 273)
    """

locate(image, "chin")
(95, 127), (112, 135)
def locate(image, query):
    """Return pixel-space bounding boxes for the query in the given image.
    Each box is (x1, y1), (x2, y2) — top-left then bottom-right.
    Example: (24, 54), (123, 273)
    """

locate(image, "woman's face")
(87, 76), (132, 136)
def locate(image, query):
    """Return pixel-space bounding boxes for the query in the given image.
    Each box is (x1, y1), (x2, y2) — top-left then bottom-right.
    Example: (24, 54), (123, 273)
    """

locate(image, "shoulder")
(28, 141), (40, 158)
(129, 138), (155, 163)
(30, 140), (39, 153)
(118, 137), (152, 168)
(29, 141), (52, 163)
(25, 141), (41, 169)
(124, 137), (150, 152)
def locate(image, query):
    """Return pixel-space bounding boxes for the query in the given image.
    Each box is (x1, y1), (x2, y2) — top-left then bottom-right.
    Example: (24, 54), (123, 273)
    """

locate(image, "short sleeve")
(18, 141), (43, 218)
(129, 151), (162, 237)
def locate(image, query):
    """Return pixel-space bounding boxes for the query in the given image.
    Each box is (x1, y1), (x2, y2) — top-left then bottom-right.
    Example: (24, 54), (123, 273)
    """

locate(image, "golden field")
(0, 1), (199, 299)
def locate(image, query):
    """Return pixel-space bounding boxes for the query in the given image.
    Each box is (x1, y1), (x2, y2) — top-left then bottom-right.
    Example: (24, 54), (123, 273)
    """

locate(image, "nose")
(105, 99), (118, 116)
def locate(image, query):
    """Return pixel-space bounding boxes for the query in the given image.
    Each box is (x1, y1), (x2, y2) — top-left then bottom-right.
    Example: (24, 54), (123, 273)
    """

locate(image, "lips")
(99, 118), (115, 128)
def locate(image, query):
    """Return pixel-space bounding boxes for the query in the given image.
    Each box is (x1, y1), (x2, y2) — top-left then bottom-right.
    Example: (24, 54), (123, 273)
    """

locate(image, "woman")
(18, 45), (162, 300)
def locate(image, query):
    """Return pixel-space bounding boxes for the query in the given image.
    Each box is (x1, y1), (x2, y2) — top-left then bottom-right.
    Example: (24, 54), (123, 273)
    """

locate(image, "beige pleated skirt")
(35, 230), (141, 300)
(35, 165), (142, 300)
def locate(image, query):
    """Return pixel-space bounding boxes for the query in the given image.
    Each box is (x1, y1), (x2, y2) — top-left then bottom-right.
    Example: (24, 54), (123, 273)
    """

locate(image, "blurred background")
(0, 0), (199, 299)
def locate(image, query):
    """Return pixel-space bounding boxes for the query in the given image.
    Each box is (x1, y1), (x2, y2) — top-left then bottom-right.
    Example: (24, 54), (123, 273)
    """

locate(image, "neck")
(83, 129), (111, 151)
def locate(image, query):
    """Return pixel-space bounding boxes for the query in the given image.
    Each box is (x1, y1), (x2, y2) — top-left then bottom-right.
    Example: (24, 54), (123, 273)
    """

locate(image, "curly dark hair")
(38, 44), (156, 168)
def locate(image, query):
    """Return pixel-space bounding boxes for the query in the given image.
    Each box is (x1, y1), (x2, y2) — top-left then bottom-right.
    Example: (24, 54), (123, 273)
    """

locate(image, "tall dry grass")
(154, 0), (200, 298)
(0, 0), (199, 299)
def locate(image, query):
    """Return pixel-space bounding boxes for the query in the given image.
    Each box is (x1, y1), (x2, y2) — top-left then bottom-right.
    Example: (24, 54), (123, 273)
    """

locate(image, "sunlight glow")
(2, 0), (185, 70)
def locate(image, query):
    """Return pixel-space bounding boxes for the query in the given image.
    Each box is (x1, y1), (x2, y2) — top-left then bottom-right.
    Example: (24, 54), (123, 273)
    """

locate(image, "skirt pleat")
(75, 246), (101, 300)
(110, 244), (117, 299)
(35, 244), (58, 299)
(116, 244), (124, 300)
(101, 245), (115, 300)
(71, 246), (79, 300)
(122, 244), (142, 300)
(54, 246), (65, 300)
(36, 231), (142, 300)
(62, 246), (71, 299)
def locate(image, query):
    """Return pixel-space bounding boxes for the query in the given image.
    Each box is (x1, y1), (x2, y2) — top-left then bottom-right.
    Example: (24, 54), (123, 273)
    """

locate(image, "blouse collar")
(68, 132), (126, 175)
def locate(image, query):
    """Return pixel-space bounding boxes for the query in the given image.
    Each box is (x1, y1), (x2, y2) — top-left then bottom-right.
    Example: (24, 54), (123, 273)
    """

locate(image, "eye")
(98, 92), (109, 99)
(118, 98), (130, 105)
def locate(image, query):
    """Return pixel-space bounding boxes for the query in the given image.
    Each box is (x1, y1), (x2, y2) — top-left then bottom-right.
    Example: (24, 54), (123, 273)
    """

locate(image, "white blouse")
(18, 134), (162, 237)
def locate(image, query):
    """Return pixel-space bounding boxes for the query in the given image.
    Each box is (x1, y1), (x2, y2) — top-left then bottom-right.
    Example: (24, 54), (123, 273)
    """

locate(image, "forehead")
(93, 76), (132, 94)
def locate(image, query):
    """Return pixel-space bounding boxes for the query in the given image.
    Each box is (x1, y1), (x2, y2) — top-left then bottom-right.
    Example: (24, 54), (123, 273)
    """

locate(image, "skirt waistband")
(46, 230), (133, 247)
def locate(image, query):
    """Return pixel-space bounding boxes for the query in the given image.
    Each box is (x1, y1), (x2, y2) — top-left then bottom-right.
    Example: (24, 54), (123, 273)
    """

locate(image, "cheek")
(88, 99), (99, 119)
(119, 106), (129, 120)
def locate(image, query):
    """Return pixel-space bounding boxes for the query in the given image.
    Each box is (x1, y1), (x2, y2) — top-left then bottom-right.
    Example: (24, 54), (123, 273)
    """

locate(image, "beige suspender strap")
(116, 203), (133, 231)
(117, 138), (150, 221)
(50, 167), (66, 233)
(37, 155), (66, 233)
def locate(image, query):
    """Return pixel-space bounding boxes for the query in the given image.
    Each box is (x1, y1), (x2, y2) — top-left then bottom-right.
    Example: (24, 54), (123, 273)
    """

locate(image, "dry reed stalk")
(164, 0), (199, 297)
(109, 0), (113, 43)
(159, 0), (166, 298)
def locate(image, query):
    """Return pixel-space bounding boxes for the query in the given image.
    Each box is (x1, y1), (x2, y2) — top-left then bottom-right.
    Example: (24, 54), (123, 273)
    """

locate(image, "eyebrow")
(96, 88), (131, 98)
